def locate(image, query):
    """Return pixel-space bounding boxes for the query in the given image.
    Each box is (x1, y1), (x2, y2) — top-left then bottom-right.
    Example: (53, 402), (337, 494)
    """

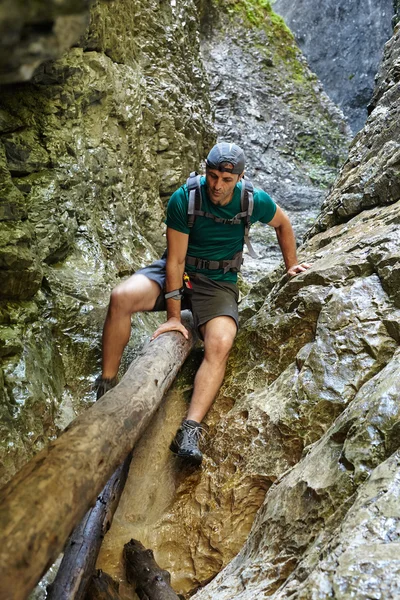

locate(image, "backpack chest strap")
(192, 209), (248, 226)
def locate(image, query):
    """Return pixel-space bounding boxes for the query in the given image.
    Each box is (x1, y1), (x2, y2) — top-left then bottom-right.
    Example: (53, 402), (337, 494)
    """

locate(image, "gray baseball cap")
(206, 142), (245, 174)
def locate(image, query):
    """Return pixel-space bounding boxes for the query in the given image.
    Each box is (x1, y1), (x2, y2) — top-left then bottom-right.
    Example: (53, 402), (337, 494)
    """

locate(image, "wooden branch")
(0, 312), (197, 600)
(46, 452), (132, 600)
(85, 570), (122, 600)
(124, 540), (180, 600)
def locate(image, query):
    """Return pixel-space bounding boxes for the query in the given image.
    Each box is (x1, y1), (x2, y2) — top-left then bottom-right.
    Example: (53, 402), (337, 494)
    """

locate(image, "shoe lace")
(185, 422), (206, 444)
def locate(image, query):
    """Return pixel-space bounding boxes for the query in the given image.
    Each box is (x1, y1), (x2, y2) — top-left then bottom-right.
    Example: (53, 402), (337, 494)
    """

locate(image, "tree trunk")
(47, 453), (132, 600)
(0, 312), (196, 600)
(124, 540), (180, 600)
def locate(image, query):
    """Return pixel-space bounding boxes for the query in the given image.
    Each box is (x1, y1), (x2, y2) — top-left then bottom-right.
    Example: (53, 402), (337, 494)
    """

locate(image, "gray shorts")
(135, 257), (239, 331)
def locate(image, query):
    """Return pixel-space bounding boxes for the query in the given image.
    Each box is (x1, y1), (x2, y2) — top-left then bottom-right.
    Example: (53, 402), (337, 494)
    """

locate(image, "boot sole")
(169, 443), (203, 465)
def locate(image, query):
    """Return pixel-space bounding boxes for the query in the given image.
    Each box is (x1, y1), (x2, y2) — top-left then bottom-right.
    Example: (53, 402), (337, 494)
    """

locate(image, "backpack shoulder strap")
(187, 171), (202, 228)
(240, 177), (258, 259)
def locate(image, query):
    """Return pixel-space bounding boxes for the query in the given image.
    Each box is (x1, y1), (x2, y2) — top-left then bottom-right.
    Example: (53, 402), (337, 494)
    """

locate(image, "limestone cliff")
(3, 1), (396, 599)
(98, 18), (400, 600)
(96, 1), (349, 596)
(0, 0), (214, 485)
(0, 0), (92, 84)
(192, 24), (400, 599)
(0, 0), (347, 491)
(394, 0), (400, 26)
(199, 0), (350, 281)
(273, 0), (394, 133)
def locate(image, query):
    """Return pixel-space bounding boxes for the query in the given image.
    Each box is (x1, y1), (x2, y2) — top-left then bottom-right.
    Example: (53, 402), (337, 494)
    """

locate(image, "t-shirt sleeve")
(165, 186), (190, 234)
(252, 189), (277, 224)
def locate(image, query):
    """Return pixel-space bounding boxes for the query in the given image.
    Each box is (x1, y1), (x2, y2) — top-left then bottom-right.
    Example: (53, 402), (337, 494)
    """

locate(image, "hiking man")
(96, 142), (310, 464)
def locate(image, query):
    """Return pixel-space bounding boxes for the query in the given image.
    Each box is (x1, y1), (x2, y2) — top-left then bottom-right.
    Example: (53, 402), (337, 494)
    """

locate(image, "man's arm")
(151, 227), (189, 340)
(268, 206), (311, 276)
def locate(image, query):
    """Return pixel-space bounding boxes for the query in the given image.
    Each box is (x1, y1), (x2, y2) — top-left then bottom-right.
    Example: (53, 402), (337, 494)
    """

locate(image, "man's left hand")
(150, 317), (189, 341)
(287, 263), (312, 276)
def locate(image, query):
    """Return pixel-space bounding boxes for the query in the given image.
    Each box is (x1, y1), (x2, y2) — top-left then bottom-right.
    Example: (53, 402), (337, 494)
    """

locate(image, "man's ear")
(238, 171), (245, 181)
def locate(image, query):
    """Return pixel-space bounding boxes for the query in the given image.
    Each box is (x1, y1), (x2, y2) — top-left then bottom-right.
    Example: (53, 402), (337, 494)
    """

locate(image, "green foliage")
(211, 0), (348, 182)
(213, 0), (299, 72)
(218, 0), (292, 35)
(235, 0), (272, 27)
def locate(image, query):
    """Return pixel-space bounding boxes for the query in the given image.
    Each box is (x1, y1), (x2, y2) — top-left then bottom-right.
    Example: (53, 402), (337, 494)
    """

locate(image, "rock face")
(96, 1), (345, 596)
(0, 0), (214, 485)
(0, 0), (92, 84)
(0, 0), (347, 489)
(98, 19), (400, 600)
(5, 1), (399, 599)
(199, 0), (350, 283)
(307, 28), (400, 240)
(395, 0), (400, 25)
(272, 0), (394, 133)
(200, 0), (348, 205)
(189, 23), (400, 600)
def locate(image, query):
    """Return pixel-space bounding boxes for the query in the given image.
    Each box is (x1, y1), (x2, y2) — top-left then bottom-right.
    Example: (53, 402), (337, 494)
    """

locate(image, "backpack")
(185, 172), (258, 274)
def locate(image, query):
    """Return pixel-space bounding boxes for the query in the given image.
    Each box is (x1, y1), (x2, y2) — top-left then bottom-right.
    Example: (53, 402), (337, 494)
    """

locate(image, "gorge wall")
(396, 0), (400, 25)
(0, 0), (347, 489)
(272, 0), (394, 133)
(199, 0), (350, 282)
(192, 23), (400, 599)
(3, 1), (399, 599)
(96, 1), (350, 597)
(0, 0), (215, 485)
(98, 10), (400, 600)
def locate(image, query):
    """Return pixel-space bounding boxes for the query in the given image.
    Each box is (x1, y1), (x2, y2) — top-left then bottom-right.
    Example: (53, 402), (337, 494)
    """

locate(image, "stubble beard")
(208, 187), (232, 206)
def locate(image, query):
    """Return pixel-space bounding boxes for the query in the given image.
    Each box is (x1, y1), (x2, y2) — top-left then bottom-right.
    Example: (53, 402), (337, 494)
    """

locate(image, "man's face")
(205, 166), (242, 206)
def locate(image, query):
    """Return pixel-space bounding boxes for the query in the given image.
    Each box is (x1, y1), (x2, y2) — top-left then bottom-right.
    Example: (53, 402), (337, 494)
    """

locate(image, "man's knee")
(204, 328), (236, 361)
(109, 284), (137, 316)
(108, 274), (161, 315)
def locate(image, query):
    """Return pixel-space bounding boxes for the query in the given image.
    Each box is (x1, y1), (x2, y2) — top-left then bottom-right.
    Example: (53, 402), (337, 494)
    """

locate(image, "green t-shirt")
(165, 176), (277, 282)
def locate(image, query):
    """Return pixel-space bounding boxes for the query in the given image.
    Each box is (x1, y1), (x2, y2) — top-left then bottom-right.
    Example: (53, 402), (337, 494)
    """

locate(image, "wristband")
(165, 287), (185, 300)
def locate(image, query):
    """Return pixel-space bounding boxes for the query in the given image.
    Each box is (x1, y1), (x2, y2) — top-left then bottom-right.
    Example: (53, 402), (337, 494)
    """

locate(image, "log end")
(124, 539), (179, 599)
(86, 569), (122, 600)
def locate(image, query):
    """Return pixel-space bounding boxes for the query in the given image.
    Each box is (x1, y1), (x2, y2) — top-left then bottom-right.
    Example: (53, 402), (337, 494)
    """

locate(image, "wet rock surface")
(189, 24), (400, 600)
(2, 1), (399, 600)
(97, 3), (346, 598)
(273, 0), (394, 133)
(0, 0), (92, 84)
(307, 25), (400, 239)
(0, 0), (213, 486)
(396, 0), (400, 26)
(0, 0), (347, 487)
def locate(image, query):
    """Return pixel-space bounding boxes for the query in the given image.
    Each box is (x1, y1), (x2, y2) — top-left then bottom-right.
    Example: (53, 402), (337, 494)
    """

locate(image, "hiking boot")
(94, 376), (118, 400)
(170, 419), (206, 465)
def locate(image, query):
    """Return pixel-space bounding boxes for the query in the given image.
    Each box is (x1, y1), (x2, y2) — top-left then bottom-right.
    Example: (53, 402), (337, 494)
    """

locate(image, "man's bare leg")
(170, 315), (237, 463)
(186, 315), (237, 422)
(101, 274), (161, 379)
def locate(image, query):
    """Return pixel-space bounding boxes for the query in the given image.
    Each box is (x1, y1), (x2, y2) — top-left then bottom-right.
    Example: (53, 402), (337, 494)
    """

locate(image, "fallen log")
(47, 452), (132, 600)
(124, 539), (180, 600)
(85, 570), (122, 600)
(0, 312), (197, 600)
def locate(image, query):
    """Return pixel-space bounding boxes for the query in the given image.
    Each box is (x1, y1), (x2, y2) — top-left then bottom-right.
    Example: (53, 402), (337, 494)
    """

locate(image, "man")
(96, 142), (310, 465)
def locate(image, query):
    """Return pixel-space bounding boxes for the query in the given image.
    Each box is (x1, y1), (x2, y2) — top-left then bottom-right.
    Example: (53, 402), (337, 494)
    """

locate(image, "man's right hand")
(150, 317), (189, 341)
